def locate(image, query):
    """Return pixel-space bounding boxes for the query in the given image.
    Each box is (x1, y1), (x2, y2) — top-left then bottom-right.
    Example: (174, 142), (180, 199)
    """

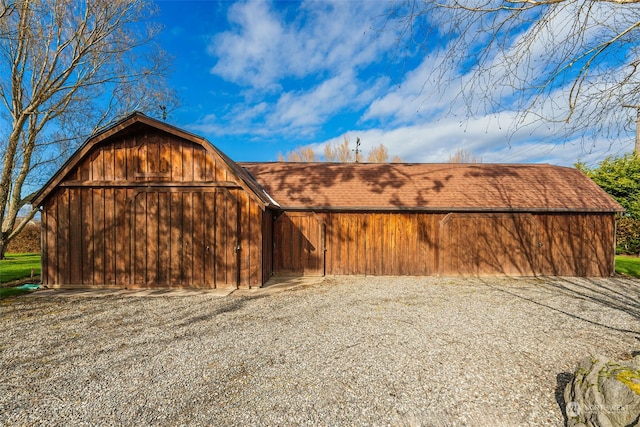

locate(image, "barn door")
(274, 212), (325, 276)
(439, 213), (540, 276)
(131, 189), (239, 288)
(210, 189), (240, 288)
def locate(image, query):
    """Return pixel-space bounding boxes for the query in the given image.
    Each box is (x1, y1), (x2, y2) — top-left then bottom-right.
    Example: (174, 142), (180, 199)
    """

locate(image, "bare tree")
(279, 146), (317, 162)
(280, 135), (402, 163)
(323, 139), (339, 162)
(0, 0), (176, 258)
(281, 137), (403, 163)
(386, 0), (640, 146)
(323, 143), (338, 162)
(366, 144), (389, 162)
(324, 135), (355, 162)
(447, 148), (482, 163)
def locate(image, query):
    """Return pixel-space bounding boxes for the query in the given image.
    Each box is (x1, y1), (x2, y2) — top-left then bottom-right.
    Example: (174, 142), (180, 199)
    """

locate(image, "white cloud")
(266, 71), (358, 130)
(193, 0), (637, 166)
(196, 0), (404, 139)
(190, 70), (367, 138)
(208, 0), (393, 89)
(353, 1), (638, 167)
(362, 52), (451, 124)
(313, 116), (634, 166)
(208, 1), (285, 89)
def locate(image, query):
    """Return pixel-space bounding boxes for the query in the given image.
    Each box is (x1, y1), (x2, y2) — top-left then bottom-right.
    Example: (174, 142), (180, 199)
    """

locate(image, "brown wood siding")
(262, 209), (275, 283)
(316, 211), (615, 277)
(68, 129), (238, 185)
(40, 129), (265, 288)
(42, 186), (263, 288)
(319, 212), (442, 276)
(273, 212), (325, 276)
(237, 190), (264, 288)
(536, 213), (615, 276)
(439, 213), (539, 276)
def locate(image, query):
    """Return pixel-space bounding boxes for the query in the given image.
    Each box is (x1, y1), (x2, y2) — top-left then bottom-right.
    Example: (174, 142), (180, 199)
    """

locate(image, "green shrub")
(616, 217), (640, 255)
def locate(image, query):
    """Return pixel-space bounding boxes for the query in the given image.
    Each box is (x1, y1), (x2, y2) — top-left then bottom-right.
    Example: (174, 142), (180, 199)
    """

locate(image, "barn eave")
(275, 205), (624, 213)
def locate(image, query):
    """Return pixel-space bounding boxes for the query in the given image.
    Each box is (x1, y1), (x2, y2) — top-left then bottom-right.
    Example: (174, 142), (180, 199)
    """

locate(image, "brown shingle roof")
(239, 162), (623, 212)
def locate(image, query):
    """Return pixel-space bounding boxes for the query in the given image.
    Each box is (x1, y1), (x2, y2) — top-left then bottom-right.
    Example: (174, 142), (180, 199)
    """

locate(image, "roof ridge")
(237, 161), (557, 166)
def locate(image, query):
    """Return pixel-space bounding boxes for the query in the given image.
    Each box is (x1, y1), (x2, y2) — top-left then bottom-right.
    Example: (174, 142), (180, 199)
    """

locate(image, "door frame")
(273, 211), (325, 276)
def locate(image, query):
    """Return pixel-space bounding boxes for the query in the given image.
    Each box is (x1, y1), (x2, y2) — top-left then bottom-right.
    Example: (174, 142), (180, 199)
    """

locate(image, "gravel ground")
(1, 276), (639, 427)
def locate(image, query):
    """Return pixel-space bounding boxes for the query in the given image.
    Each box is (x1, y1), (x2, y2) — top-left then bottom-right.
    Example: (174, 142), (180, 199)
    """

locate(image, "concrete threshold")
(233, 276), (324, 296)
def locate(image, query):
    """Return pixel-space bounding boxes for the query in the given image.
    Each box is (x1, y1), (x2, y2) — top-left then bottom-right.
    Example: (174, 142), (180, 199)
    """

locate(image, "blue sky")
(154, 0), (636, 166)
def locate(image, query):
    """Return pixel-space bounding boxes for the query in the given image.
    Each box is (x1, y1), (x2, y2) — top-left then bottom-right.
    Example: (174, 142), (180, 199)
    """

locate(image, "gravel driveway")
(1, 276), (639, 426)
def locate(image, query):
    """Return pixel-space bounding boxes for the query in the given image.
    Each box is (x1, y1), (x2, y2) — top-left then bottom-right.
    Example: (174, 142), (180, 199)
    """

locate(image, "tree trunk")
(0, 0), (175, 266)
(0, 231), (7, 260)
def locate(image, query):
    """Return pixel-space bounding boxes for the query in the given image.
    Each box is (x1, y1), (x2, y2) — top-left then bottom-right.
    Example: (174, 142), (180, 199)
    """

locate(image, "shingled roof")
(239, 162), (623, 213)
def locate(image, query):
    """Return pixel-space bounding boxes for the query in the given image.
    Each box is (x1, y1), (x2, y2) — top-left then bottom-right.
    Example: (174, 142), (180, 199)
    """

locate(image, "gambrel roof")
(33, 112), (273, 208)
(240, 162), (624, 213)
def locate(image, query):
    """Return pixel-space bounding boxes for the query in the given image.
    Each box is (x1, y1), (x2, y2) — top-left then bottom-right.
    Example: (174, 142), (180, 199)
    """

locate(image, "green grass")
(615, 255), (640, 278)
(0, 253), (41, 285)
(0, 286), (34, 299)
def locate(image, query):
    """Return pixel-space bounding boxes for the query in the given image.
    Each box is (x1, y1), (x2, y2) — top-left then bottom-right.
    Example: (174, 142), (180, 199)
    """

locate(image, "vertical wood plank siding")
(262, 209), (275, 283)
(273, 212), (324, 276)
(285, 211), (614, 277)
(535, 213), (615, 276)
(319, 212), (443, 276)
(41, 129), (264, 288)
(439, 213), (539, 276)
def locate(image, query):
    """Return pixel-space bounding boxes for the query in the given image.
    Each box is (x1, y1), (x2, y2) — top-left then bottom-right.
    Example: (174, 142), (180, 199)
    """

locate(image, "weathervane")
(353, 137), (361, 163)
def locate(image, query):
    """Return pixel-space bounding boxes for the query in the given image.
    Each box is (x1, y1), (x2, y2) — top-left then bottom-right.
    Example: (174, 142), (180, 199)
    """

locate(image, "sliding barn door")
(273, 212), (325, 276)
(131, 189), (239, 288)
(439, 213), (540, 276)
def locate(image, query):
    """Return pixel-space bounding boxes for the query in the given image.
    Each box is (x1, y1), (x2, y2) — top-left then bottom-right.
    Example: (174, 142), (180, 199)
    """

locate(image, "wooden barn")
(33, 113), (623, 289)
